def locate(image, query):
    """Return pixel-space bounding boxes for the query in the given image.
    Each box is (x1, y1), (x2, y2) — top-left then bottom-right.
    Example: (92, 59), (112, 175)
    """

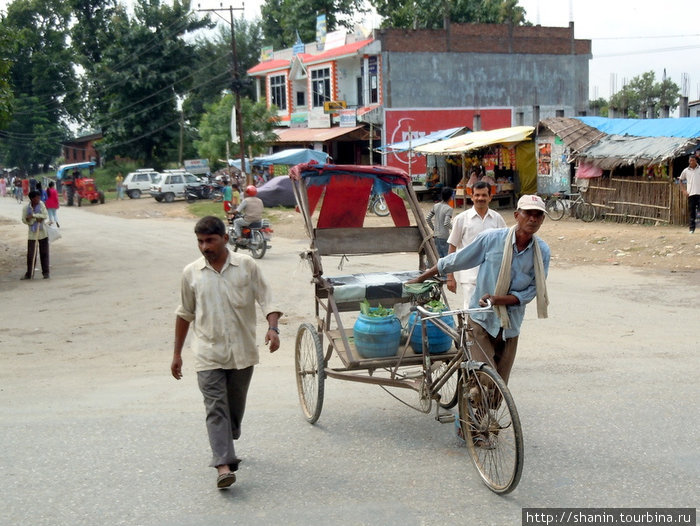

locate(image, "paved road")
(0, 197), (698, 525)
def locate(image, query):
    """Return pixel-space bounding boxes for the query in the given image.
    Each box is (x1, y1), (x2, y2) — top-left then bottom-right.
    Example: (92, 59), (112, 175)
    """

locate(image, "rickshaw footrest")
(436, 413), (456, 424)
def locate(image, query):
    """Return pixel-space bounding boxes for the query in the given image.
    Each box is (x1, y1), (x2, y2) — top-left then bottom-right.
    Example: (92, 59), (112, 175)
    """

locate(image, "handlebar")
(410, 299), (492, 318)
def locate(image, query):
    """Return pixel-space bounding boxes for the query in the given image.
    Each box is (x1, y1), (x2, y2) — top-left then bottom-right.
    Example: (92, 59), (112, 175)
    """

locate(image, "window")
(311, 67), (331, 108)
(533, 105), (540, 125)
(516, 112), (524, 126)
(270, 75), (287, 110)
(368, 56), (378, 104)
(296, 91), (305, 107)
(356, 77), (363, 106)
(472, 114), (481, 131)
(555, 109), (565, 117)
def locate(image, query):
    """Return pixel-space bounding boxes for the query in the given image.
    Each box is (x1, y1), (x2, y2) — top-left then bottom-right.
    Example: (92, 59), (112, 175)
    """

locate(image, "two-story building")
(247, 22), (591, 172)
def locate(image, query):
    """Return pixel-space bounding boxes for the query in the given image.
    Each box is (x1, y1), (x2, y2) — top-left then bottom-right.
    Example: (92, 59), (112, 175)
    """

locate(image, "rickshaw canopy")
(289, 162), (412, 229)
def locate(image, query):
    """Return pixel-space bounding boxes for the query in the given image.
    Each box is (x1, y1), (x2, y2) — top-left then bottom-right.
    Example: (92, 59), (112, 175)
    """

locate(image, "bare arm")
(265, 312), (282, 352)
(446, 244), (457, 292)
(171, 316), (190, 379)
(406, 265), (440, 283)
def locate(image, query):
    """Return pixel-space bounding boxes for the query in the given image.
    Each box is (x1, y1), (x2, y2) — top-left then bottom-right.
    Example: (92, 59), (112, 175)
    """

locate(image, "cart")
(289, 162), (523, 494)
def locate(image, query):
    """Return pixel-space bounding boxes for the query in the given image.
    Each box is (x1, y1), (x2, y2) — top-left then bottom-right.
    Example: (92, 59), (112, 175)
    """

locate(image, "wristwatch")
(268, 327), (279, 334)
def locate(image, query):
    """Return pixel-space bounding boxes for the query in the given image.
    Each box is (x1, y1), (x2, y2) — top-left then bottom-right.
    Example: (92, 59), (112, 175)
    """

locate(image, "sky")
(236, 0), (700, 102)
(2, 0), (698, 102)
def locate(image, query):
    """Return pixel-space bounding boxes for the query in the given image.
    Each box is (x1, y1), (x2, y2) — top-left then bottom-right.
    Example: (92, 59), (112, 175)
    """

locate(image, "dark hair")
(28, 190), (39, 199)
(194, 216), (226, 236)
(441, 187), (453, 202)
(473, 181), (491, 192)
(48, 181), (55, 188)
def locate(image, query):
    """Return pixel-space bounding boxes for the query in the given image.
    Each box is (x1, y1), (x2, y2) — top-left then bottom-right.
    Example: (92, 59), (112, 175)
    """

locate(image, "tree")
(0, 26), (14, 129)
(370, 0), (527, 30)
(92, 0), (212, 163)
(0, 0), (77, 172)
(184, 18), (263, 120)
(609, 71), (680, 118)
(260, 0), (366, 50)
(195, 93), (279, 169)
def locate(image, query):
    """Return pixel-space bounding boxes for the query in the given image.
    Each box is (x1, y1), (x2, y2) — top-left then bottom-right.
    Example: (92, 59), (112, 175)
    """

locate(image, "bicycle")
(408, 301), (524, 494)
(545, 191), (596, 222)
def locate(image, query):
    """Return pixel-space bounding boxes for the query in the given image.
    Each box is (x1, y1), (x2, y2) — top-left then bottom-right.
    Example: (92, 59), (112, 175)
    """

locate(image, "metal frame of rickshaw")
(289, 162), (456, 394)
(289, 162), (524, 494)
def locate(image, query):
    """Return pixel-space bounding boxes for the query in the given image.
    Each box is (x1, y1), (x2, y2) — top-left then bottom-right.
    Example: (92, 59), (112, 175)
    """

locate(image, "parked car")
(150, 170), (204, 202)
(123, 169), (159, 199)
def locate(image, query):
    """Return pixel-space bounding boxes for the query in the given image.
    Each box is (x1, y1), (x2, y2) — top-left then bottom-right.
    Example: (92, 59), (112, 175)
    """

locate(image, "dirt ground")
(1, 194), (698, 274)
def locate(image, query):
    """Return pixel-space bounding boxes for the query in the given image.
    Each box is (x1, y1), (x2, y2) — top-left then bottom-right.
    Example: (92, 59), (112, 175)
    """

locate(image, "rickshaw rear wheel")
(457, 365), (523, 494)
(295, 323), (325, 424)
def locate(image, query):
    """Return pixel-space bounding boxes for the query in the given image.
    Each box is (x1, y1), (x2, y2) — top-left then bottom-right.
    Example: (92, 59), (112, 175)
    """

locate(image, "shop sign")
(338, 109), (357, 128)
(290, 113), (308, 128)
(308, 110), (331, 128)
(383, 108), (512, 173)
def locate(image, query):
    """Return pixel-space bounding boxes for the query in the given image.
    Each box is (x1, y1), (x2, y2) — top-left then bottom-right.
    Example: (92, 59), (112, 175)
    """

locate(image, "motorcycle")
(227, 215), (272, 259)
(186, 184), (223, 203)
(369, 192), (390, 216)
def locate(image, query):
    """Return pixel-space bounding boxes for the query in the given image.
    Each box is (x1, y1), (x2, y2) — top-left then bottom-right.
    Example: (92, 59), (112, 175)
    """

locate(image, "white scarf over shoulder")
(493, 225), (548, 329)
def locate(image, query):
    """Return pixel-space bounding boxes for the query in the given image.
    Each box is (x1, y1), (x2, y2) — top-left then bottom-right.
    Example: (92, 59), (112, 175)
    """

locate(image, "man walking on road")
(679, 154), (700, 233)
(446, 181), (506, 307)
(171, 216), (282, 489)
(408, 195), (550, 386)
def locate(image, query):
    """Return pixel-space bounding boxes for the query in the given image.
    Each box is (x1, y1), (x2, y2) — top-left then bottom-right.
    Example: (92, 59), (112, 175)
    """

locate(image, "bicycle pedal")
(436, 413), (456, 424)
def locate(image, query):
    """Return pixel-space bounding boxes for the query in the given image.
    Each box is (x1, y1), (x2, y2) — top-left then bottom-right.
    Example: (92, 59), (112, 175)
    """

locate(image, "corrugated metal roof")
(539, 117), (606, 154)
(576, 134), (698, 169)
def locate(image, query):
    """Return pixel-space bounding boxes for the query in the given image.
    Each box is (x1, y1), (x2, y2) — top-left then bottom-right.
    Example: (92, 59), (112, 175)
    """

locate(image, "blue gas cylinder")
(408, 311), (455, 354)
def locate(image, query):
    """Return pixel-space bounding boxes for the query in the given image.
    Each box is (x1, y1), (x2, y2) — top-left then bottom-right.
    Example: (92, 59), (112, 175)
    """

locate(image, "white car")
(150, 170), (204, 202)
(122, 169), (159, 199)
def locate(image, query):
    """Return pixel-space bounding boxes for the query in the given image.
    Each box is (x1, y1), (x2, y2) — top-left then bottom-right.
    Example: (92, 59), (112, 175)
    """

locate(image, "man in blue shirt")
(408, 195), (550, 385)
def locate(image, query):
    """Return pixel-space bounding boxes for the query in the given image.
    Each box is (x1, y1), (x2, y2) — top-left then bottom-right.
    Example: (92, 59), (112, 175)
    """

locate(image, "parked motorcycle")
(369, 192), (390, 216)
(186, 184), (223, 203)
(227, 215), (272, 259)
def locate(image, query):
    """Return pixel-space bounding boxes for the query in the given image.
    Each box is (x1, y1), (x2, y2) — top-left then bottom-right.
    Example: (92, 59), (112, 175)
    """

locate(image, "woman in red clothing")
(45, 181), (60, 227)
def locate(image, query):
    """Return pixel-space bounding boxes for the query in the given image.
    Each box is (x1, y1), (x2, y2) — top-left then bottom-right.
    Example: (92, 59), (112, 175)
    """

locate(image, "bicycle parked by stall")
(544, 191), (596, 222)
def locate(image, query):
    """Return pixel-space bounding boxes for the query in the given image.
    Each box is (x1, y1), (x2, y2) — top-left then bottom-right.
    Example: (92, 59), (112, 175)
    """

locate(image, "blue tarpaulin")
(578, 117), (700, 139)
(252, 148), (329, 167)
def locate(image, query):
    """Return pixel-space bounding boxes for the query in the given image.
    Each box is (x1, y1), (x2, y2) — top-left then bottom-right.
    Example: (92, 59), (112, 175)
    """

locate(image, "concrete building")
(247, 22), (591, 172)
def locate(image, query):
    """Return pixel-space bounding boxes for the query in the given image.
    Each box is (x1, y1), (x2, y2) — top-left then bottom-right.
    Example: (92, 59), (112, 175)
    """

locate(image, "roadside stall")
(414, 126), (535, 209)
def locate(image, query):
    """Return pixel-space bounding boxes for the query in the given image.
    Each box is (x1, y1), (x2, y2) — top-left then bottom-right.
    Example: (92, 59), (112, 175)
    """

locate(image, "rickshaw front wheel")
(295, 323), (325, 424)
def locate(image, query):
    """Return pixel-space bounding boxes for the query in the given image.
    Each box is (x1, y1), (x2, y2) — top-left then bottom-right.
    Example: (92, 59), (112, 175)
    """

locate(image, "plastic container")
(353, 311), (401, 359)
(408, 311), (455, 354)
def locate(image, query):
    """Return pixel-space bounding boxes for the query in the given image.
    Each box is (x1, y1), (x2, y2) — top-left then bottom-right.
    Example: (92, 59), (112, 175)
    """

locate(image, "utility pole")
(198, 3), (247, 181)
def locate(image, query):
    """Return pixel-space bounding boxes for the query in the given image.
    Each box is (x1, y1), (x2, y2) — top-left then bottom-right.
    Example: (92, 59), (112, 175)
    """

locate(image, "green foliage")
(360, 299), (394, 317)
(260, 0), (367, 49)
(91, 0), (212, 163)
(195, 93), (279, 170)
(608, 71), (681, 118)
(370, 0), (527, 29)
(425, 299), (448, 312)
(588, 97), (609, 117)
(0, 26), (14, 129)
(0, 0), (78, 172)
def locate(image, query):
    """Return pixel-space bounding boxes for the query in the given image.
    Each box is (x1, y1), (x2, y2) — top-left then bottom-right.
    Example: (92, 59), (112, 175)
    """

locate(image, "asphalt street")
(0, 197), (697, 526)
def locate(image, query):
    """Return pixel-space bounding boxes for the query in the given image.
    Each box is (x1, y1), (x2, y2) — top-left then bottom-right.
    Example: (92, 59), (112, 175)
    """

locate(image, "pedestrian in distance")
(171, 216), (282, 489)
(679, 154), (700, 234)
(115, 172), (124, 200)
(21, 190), (50, 280)
(407, 195), (550, 387)
(45, 181), (60, 227)
(446, 181), (507, 307)
(426, 186), (454, 258)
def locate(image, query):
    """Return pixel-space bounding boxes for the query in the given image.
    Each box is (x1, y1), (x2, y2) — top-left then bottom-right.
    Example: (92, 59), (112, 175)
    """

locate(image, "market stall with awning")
(413, 125), (536, 201)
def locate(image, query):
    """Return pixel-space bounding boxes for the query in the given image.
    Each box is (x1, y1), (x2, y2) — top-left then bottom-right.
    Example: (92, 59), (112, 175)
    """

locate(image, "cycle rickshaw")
(289, 163), (523, 493)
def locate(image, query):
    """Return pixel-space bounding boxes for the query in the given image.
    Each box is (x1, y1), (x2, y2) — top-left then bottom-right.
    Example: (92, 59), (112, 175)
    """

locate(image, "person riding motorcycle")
(233, 185), (264, 242)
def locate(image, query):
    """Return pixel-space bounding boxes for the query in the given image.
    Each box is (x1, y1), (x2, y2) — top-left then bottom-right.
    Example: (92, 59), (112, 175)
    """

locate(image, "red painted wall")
(384, 108), (512, 174)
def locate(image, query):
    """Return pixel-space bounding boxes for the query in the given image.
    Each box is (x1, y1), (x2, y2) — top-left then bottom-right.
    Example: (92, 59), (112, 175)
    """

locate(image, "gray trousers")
(197, 366), (254, 470)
